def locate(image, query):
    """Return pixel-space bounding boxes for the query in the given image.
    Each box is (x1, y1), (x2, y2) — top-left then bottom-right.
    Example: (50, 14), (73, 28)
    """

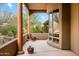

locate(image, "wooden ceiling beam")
(29, 10), (46, 15)
(24, 3), (47, 15)
(30, 10), (46, 12)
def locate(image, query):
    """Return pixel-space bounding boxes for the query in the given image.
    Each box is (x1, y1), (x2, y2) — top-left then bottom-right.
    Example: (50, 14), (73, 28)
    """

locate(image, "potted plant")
(27, 46), (34, 54)
(31, 37), (37, 41)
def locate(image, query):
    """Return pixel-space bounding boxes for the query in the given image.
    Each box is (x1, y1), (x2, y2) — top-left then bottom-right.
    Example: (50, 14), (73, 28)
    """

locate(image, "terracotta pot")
(31, 37), (37, 41)
(27, 46), (34, 54)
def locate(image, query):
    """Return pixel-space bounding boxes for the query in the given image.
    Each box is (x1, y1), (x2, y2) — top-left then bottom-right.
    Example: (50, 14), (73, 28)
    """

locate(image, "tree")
(30, 13), (43, 33)
(23, 13), (28, 33)
(0, 25), (17, 37)
(22, 13), (43, 33)
(43, 20), (49, 33)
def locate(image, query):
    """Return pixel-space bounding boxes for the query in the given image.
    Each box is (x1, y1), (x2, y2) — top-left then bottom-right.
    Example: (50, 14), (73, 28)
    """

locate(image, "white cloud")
(7, 3), (13, 9)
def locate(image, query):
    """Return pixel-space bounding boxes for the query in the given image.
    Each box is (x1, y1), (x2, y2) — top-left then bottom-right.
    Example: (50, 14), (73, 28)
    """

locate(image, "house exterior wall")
(71, 3), (79, 55)
(47, 3), (71, 49)
(61, 4), (71, 49)
(47, 3), (61, 48)
(47, 3), (79, 55)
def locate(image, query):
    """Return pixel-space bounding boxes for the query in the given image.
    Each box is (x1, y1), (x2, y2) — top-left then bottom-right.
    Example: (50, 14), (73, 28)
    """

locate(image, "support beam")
(24, 3), (31, 40)
(17, 3), (24, 54)
(27, 13), (31, 39)
(30, 10), (46, 15)
(28, 14), (30, 34)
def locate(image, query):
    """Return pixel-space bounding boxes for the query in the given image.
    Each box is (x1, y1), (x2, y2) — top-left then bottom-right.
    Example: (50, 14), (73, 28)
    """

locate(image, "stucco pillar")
(17, 3), (24, 54)
(27, 14), (31, 39)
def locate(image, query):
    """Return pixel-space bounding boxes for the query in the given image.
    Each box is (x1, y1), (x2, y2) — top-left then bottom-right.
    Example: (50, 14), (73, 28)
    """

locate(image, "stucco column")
(28, 15), (30, 35)
(17, 3), (24, 54)
(27, 14), (31, 39)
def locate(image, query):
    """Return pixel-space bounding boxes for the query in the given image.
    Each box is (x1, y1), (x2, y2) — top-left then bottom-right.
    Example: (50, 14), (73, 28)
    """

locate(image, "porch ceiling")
(24, 3), (47, 12)
(27, 3), (47, 10)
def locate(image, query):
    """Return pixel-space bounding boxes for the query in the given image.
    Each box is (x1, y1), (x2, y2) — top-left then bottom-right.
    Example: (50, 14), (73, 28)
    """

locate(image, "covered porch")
(17, 40), (77, 56)
(17, 3), (78, 54)
(17, 3), (48, 54)
(17, 3), (79, 56)
(0, 3), (79, 56)
(14, 3), (79, 55)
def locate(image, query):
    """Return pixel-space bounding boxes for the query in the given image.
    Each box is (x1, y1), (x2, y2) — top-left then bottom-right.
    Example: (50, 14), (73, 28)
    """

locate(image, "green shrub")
(31, 24), (44, 33)
(0, 25), (17, 37)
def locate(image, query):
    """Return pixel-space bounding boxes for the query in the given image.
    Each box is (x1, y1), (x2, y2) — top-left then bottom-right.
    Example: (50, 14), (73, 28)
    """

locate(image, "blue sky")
(35, 13), (48, 23)
(0, 3), (48, 23)
(0, 3), (17, 13)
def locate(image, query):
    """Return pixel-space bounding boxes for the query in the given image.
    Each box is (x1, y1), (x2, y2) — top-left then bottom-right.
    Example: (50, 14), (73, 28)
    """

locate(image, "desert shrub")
(0, 25), (17, 37)
(31, 24), (44, 33)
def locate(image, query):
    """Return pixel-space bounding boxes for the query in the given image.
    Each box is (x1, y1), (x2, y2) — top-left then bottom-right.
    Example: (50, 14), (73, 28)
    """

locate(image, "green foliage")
(0, 4), (48, 34)
(22, 13), (28, 33)
(30, 13), (44, 33)
(0, 25), (17, 37)
(22, 13), (48, 33)
(31, 24), (43, 33)
(22, 13), (45, 33)
(43, 20), (49, 33)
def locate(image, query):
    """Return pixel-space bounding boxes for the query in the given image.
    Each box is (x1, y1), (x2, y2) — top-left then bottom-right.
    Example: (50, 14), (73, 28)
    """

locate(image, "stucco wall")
(0, 39), (18, 56)
(47, 3), (71, 49)
(0, 34), (27, 56)
(47, 3), (61, 48)
(61, 4), (71, 49)
(32, 33), (48, 40)
(71, 3), (79, 54)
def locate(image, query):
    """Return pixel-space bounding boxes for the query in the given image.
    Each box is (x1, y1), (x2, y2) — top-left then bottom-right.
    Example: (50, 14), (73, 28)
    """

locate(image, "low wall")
(0, 36), (14, 46)
(0, 34), (27, 56)
(32, 33), (48, 40)
(0, 39), (18, 56)
(0, 33), (48, 56)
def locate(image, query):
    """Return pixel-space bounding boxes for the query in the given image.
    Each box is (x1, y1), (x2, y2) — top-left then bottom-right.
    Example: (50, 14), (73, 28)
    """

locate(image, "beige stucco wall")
(32, 33), (48, 40)
(0, 34), (27, 56)
(47, 3), (79, 55)
(0, 39), (18, 56)
(47, 3), (71, 49)
(71, 3), (79, 54)
(78, 4), (79, 55)
(47, 3), (61, 49)
(61, 4), (71, 49)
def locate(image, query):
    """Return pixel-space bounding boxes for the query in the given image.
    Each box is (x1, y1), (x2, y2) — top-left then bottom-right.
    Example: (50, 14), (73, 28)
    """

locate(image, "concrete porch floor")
(17, 40), (77, 56)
